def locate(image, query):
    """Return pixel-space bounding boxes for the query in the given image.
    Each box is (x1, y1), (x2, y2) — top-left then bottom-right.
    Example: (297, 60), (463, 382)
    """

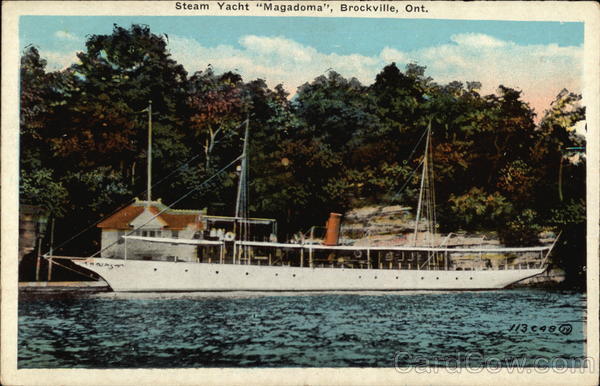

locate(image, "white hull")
(74, 258), (545, 292)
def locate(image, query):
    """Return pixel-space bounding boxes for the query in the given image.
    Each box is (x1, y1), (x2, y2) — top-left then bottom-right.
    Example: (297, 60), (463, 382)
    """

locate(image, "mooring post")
(47, 218), (55, 281)
(35, 238), (42, 281)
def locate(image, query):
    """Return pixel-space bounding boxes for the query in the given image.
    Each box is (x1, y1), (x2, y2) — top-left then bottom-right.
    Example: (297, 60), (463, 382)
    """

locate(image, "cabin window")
(117, 231), (124, 244)
(149, 231), (155, 237)
(172, 230), (179, 239)
(142, 231), (148, 237)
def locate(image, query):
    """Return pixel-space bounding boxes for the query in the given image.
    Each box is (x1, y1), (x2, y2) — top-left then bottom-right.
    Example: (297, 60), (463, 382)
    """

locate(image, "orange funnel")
(323, 212), (342, 246)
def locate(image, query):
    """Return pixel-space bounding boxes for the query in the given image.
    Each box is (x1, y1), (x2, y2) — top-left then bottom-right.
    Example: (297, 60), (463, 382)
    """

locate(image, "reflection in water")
(18, 290), (586, 368)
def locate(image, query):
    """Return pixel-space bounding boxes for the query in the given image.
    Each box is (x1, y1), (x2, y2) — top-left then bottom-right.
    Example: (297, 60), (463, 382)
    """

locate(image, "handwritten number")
(508, 324), (569, 334)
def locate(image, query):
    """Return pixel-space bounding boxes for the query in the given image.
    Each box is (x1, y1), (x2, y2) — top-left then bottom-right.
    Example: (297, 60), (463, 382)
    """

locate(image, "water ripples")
(18, 289), (585, 368)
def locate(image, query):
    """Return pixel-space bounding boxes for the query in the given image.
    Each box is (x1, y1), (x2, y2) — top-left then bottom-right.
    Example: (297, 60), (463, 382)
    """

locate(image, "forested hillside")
(20, 25), (586, 285)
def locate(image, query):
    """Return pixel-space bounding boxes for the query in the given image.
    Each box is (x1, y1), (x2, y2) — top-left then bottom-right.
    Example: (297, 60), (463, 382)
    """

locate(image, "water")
(18, 290), (586, 368)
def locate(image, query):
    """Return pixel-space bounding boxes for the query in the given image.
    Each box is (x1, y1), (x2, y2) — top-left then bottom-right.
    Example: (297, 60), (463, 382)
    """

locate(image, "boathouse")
(98, 199), (204, 262)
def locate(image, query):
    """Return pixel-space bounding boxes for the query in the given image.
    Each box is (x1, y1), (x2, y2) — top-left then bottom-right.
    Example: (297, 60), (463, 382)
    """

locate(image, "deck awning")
(235, 240), (550, 253)
(122, 235), (223, 246)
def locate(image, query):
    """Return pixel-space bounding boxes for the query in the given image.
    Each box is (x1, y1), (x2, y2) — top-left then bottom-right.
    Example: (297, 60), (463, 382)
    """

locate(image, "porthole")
(421, 277), (424, 280)
(293, 274), (296, 277)
(456, 277), (459, 280)
(275, 273), (278, 276)
(154, 268), (157, 271)
(358, 275), (362, 279)
(436, 277), (439, 280)
(374, 276), (377, 279)
(470, 277), (473, 280)
(185, 269), (188, 272)
(395, 276), (399, 279)
(245, 272), (249, 276)
(215, 271), (219, 274)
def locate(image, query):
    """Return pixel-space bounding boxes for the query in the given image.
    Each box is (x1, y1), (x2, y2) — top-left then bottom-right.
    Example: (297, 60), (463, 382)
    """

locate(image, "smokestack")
(323, 212), (342, 246)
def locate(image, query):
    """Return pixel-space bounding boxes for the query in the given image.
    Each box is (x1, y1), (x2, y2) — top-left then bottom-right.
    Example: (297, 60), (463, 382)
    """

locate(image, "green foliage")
(20, 168), (69, 217)
(498, 209), (542, 246)
(448, 187), (513, 229)
(549, 199), (586, 226)
(62, 167), (131, 213)
(497, 159), (537, 204)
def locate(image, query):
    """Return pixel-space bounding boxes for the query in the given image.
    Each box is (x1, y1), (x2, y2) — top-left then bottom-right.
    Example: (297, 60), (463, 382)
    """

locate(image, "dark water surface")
(19, 290), (586, 368)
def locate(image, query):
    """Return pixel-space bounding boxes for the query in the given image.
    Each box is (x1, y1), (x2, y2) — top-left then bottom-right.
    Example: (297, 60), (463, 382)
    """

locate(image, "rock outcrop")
(340, 205), (501, 248)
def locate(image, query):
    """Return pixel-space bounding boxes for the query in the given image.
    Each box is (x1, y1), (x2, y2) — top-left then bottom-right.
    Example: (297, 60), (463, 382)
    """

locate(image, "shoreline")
(17, 279), (586, 299)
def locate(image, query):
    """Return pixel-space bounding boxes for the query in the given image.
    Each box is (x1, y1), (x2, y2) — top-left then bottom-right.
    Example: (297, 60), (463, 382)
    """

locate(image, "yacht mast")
(234, 118), (250, 264)
(233, 118), (250, 264)
(147, 100), (152, 208)
(413, 120), (436, 246)
(235, 118), (249, 219)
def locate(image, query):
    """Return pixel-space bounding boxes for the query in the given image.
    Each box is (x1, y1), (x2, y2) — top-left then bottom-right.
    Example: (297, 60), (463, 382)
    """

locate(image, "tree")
(287, 71), (384, 230)
(535, 90), (586, 288)
(243, 80), (296, 223)
(65, 24), (189, 181)
(20, 46), (71, 217)
(447, 187), (513, 230)
(186, 67), (245, 171)
(534, 89), (586, 205)
(371, 62), (432, 141)
(20, 25), (194, 255)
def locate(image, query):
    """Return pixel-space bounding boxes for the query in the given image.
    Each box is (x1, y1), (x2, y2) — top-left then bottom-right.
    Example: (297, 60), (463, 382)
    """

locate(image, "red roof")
(98, 202), (202, 231)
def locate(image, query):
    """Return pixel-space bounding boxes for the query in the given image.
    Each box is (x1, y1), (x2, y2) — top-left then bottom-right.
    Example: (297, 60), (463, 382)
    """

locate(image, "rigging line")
(49, 199), (134, 255)
(424, 125), (436, 248)
(405, 126), (430, 170)
(385, 125), (430, 198)
(390, 157), (425, 202)
(149, 153), (203, 190)
(45, 258), (99, 281)
(89, 154), (244, 258)
(50, 152), (205, 254)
